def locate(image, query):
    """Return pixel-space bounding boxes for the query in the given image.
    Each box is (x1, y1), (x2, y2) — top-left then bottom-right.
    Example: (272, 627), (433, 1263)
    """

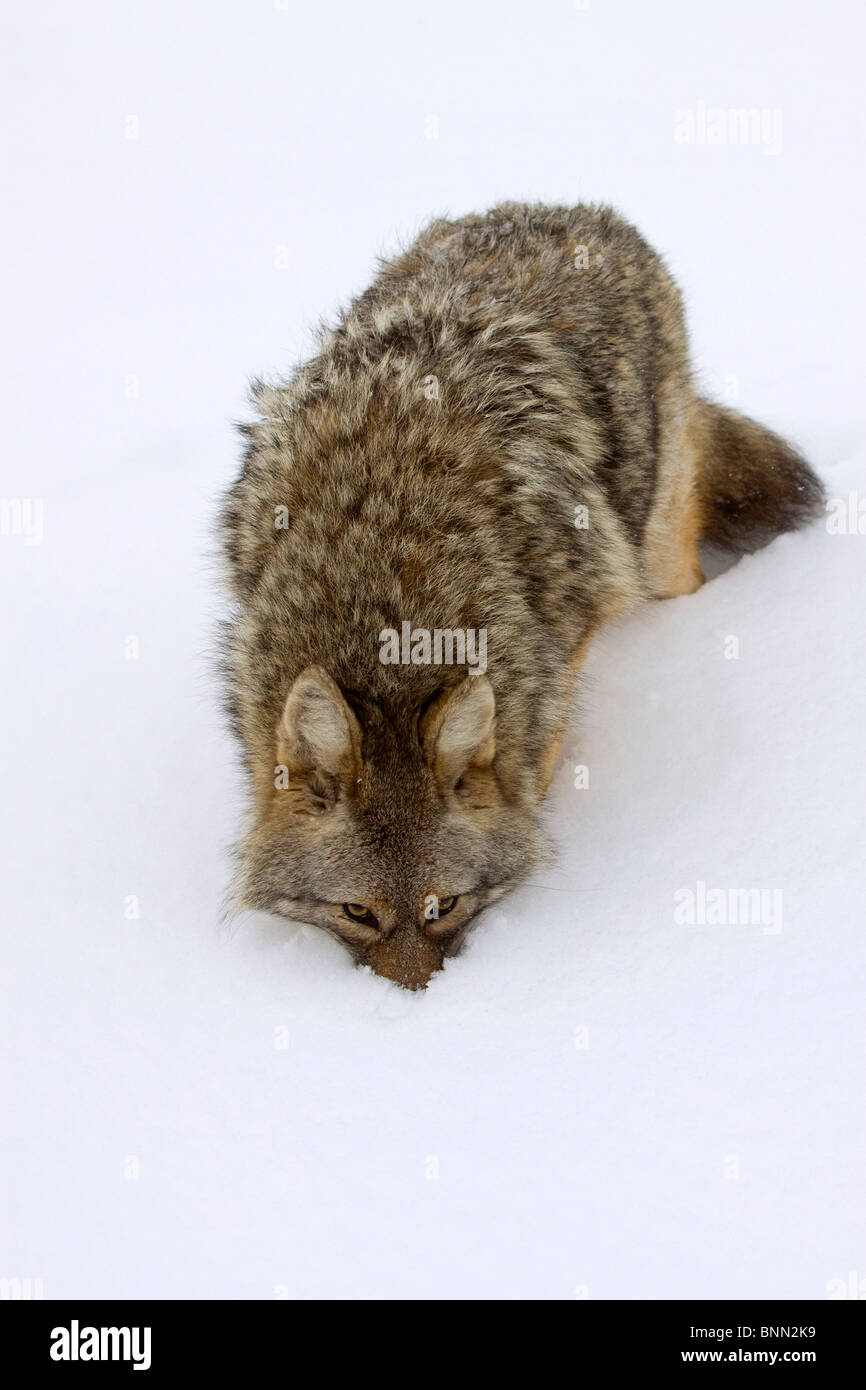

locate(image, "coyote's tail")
(692, 400), (825, 551)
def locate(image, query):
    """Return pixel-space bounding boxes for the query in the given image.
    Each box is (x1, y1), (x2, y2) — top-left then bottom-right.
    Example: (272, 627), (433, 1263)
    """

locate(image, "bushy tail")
(693, 400), (825, 551)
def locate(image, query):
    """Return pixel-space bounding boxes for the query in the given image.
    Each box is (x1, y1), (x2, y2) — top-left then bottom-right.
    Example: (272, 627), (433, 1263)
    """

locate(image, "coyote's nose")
(365, 929), (444, 990)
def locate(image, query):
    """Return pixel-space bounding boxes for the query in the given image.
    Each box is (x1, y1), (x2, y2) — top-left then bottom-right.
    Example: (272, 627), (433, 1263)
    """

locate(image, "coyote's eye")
(437, 895), (458, 915)
(343, 902), (378, 927)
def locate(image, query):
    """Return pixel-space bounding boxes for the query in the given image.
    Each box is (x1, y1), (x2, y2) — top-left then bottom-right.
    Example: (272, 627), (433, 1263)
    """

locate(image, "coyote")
(219, 203), (823, 988)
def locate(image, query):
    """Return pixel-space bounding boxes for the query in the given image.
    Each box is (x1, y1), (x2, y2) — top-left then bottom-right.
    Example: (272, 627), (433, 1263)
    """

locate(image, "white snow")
(2, 0), (864, 1300)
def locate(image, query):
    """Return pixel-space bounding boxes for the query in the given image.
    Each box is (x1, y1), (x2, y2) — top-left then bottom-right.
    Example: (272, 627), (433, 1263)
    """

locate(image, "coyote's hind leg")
(642, 420), (705, 600)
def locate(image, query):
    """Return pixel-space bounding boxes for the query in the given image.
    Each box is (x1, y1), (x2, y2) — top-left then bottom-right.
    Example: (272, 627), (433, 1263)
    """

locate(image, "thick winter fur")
(219, 202), (824, 988)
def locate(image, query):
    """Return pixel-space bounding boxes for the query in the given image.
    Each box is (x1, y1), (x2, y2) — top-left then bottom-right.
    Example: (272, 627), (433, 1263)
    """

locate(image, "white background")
(1, 0), (864, 1299)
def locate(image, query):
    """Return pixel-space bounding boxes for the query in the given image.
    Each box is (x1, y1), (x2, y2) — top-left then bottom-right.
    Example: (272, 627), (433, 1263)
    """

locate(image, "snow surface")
(2, 0), (864, 1299)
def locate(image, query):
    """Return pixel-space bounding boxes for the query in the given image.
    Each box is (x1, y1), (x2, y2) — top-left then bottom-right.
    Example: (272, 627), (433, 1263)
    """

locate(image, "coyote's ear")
(278, 666), (362, 780)
(421, 675), (495, 790)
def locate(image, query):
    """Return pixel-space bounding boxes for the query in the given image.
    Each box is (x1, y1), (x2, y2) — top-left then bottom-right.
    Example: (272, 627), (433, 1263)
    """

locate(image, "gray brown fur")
(219, 201), (824, 988)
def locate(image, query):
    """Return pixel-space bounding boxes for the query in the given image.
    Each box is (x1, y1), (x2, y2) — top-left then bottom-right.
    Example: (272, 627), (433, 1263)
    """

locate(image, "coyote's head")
(237, 666), (541, 988)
